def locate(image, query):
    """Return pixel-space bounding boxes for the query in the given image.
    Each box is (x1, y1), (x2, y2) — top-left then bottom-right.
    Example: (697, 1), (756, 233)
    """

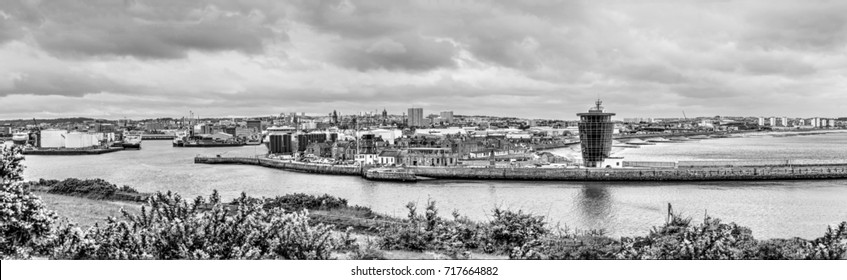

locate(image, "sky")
(1, 0), (845, 120)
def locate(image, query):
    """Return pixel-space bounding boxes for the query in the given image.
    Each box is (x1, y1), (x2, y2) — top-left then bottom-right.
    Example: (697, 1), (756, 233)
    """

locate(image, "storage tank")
(40, 129), (67, 148)
(65, 132), (86, 148)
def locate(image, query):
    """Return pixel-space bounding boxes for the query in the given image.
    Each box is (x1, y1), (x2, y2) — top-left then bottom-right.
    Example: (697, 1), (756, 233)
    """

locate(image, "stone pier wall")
(196, 156), (361, 175)
(195, 156), (847, 181)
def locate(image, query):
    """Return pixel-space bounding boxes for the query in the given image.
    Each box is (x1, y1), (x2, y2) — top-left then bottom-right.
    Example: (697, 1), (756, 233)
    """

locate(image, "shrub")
(378, 201), (488, 258)
(1, 146), (58, 259)
(262, 193), (349, 211)
(616, 214), (760, 260)
(510, 229), (618, 260)
(50, 191), (339, 259)
(487, 208), (548, 252)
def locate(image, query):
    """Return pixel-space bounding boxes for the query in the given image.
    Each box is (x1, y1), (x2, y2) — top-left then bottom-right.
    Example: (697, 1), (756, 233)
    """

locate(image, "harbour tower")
(577, 100), (616, 168)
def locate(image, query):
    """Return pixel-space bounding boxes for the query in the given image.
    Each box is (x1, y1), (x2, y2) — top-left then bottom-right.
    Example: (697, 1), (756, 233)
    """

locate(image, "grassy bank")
(37, 193), (142, 227)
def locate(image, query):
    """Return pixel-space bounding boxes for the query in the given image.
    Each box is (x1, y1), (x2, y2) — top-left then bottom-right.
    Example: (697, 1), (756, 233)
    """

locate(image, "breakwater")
(195, 156), (847, 181)
(22, 147), (125, 155)
(196, 156), (361, 176)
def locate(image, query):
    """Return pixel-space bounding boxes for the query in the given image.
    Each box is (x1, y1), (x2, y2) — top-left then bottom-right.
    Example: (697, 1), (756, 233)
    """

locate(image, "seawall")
(22, 147), (125, 155)
(195, 156), (847, 181)
(196, 156), (362, 176)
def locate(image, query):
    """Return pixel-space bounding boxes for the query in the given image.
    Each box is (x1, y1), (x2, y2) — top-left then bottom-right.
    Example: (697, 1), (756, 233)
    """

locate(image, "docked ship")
(245, 133), (263, 145)
(11, 132), (29, 145)
(122, 133), (142, 149)
(172, 130), (189, 147)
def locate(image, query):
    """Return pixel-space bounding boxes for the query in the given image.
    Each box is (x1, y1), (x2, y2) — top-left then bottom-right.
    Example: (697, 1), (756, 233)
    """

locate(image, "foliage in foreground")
(378, 198), (846, 260)
(50, 191), (337, 260)
(1, 146), (340, 260)
(1, 146), (57, 258)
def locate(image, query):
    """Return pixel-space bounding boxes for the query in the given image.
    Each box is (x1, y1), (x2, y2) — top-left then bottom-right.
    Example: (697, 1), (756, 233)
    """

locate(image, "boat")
(11, 132), (28, 145)
(245, 133), (263, 145)
(122, 133), (142, 149)
(172, 130), (188, 147)
(364, 168), (419, 182)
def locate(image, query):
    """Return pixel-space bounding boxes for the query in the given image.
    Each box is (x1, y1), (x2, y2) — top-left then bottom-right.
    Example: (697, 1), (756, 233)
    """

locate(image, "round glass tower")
(577, 100), (616, 168)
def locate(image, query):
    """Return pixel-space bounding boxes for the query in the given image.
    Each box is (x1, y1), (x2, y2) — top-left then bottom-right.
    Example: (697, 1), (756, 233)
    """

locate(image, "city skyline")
(2, 0), (846, 119)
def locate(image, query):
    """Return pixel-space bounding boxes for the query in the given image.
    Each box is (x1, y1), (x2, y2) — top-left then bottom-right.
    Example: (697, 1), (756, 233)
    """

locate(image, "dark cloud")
(742, 2), (847, 51)
(2, 0), (846, 119)
(611, 63), (688, 84)
(330, 34), (457, 71)
(1, 70), (128, 97)
(672, 83), (739, 100)
(3, 0), (287, 59)
(740, 55), (817, 76)
(288, 0), (589, 71)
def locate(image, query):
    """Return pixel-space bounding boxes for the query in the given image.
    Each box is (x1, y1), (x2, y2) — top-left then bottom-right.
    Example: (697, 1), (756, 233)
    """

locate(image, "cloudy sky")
(1, 0), (845, 120)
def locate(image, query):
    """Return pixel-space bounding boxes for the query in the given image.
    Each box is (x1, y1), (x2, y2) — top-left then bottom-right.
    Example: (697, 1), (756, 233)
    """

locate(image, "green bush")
(50, 191), (339, 260)
(1, 146), (58, 259)
(510, 229), (618, 260)
(378, 200), (490, 258)
(487, 207), (548, 252)
(262, 193), (349, 211)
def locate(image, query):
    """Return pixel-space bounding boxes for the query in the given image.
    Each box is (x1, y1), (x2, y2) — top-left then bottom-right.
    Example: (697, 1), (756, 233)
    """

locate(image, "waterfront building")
(305, 142), (332, 158)
(779, 117), (788, 127)
(408, 108), (424, 127)
(398, 147), (459, 166)
(378, 150), (401, 165)
(246, 120), (262, 133)
(358, 133), (377, 154)
(769, 117), (776, 126)
(757, 117), (765, 126)
(296, 133), (328, 152)
(577, 100), (616, 168)
(440, 111), (454, 124)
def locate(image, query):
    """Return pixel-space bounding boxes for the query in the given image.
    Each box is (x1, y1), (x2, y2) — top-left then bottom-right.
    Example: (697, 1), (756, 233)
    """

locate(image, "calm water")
(11, 131), (847, 239)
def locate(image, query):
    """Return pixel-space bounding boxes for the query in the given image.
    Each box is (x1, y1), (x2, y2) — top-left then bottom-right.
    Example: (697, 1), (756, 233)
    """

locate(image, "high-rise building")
(577, 100), (615, 168)
(408, 108), (424, 127)
(440, 111), (454, 123)
(779, 117), (788, 127)
(757, 117), (765, 126)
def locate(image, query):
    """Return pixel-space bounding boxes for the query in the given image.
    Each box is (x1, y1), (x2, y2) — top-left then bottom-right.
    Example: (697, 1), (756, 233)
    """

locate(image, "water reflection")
(576, 183), (613, 230)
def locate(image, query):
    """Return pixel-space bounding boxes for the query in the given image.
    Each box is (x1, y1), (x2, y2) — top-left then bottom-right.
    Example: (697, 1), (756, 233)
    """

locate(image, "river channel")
(11, 131), (847, 239)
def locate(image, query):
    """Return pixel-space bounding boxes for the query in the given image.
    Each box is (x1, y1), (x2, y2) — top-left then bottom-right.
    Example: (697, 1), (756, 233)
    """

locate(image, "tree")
(0, 146), (57, 259)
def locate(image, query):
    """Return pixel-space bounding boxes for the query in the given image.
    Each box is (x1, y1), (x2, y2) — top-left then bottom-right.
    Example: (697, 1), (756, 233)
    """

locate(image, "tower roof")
(577, 99), (615, 116)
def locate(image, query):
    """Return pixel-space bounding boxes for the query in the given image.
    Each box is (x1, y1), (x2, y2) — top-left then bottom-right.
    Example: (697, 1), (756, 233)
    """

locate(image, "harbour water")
(9, 131), (847, 239)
